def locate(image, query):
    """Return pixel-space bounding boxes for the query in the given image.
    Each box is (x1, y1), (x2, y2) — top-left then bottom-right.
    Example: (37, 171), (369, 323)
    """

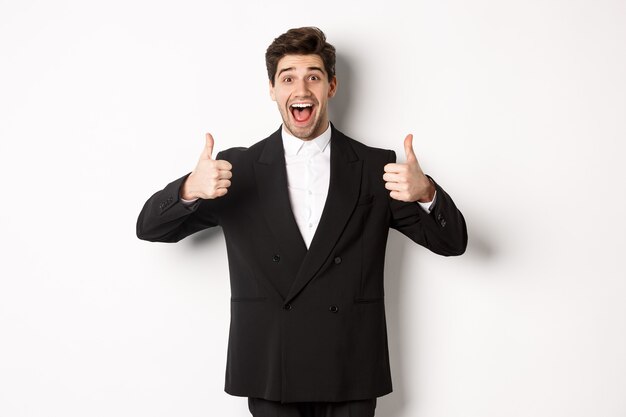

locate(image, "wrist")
(416, 178), (435, 203)
(180, 176), (197, 200)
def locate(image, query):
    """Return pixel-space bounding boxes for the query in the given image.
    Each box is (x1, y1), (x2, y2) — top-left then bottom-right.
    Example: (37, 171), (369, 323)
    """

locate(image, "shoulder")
(215, 128), (282, 163)
(332, 126), (395, 163)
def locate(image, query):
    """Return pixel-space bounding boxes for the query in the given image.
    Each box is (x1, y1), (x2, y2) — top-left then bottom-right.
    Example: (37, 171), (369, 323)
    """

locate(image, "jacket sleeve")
(387, 150), (468, 256)
(136, 172), (221, 243)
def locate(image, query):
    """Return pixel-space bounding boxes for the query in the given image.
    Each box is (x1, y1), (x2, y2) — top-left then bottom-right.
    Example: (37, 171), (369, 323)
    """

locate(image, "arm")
(136, 173), (221, 242)
(388, 169), (468, 256)
(384, 135), (467, 256)
(136, 133), (232, 243)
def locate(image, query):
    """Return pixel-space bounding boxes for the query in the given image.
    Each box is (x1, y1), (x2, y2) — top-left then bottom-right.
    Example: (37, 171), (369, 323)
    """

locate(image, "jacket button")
(334, 256), (342, 264)
(329, 305), (339, 313)
(272, 254), (280, 262)
(283, 303), (292, 311)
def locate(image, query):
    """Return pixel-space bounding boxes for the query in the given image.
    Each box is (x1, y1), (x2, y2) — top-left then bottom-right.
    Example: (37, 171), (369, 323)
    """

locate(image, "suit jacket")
(136, 124), (467, 403)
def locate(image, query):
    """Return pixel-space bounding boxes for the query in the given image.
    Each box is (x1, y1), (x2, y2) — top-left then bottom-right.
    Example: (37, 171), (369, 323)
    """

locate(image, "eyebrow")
(277, 66), (325, 77)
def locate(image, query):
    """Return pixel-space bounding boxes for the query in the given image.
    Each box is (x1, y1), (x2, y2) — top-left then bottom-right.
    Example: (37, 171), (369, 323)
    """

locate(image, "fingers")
(388, 190), (411, 202)
(187, 132), (234, 200)
(207, 164), (232, 193)
(384, 181), (408, 192)
(212, 187), (229, 198)
(217, 169), (232, 179)
(201, 175), (231, 199)
(214, 160), (232, 171)
(215, 179), (231, 189)
(382, 172), (405, 183)
(404, 134), (416, 163)
(383, 133), (428, 202)
(384, 170), (410, 202)
(200, 133), (215, 160)
(386, 177), (413, 202)
(384, 163), (408, 174)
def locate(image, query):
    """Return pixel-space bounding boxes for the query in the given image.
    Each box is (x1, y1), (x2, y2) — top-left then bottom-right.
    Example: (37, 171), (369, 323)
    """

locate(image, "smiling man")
(270, 54), (336, 140)
(137, 27), (467, 417)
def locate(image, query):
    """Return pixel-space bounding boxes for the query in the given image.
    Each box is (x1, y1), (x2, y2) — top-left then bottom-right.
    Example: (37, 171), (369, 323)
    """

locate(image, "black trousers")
(248, 397), (377, 417)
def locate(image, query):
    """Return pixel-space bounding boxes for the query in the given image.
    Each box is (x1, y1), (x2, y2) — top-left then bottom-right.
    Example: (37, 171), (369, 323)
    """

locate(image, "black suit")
(137, 125), (467, 403)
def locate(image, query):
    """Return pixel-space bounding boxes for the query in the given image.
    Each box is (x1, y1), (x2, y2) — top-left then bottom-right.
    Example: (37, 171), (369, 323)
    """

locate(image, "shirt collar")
(281, 123), (332, 156)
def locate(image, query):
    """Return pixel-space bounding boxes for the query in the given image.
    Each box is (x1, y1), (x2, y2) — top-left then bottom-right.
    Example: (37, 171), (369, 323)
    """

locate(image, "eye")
(282, 76), (292, 83)
(309, 75), (320, 81)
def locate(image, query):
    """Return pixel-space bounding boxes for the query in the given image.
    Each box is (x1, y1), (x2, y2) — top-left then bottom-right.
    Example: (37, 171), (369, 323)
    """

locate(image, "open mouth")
(290, 103), (314, 124)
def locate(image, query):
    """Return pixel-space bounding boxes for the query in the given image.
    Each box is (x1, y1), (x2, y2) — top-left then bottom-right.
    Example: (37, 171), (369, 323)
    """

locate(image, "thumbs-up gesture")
(181, 133), (233, 200)
(383, 134), (436, 203)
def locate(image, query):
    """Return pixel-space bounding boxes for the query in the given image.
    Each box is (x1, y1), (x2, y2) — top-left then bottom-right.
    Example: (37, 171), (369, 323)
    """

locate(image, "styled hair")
(265, 27), (336, 86)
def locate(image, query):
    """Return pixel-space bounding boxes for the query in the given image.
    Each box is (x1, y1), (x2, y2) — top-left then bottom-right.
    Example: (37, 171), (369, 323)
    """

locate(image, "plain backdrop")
(1, 1), (625, 416)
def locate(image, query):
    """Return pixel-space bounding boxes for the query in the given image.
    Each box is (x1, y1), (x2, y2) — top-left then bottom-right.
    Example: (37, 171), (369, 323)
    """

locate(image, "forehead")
(276, 54), (325, 73)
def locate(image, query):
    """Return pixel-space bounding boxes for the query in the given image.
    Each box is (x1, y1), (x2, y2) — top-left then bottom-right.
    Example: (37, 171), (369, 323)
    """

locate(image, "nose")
(293, 79), (311, 97)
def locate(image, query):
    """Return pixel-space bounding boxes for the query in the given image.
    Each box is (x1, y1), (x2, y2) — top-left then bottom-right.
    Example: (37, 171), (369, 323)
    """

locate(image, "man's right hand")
(180, 133), (233, 200)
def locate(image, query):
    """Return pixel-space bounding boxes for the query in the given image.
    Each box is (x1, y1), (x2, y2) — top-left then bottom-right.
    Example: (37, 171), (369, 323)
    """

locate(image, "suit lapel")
(254, 128), (309, 296)
(285, 126), (363, 303)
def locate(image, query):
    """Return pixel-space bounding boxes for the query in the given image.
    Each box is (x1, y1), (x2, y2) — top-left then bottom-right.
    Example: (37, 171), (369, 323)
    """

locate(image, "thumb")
(404, 134), (417, 163)
(201, 133), (215, 160)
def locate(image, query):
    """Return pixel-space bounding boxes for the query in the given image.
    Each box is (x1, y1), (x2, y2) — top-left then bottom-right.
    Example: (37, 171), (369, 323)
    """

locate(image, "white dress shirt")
(281, 125), (332, 248)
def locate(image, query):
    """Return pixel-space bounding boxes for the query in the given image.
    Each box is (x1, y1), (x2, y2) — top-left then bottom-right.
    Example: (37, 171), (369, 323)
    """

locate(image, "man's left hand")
(383, 134), (436, 203)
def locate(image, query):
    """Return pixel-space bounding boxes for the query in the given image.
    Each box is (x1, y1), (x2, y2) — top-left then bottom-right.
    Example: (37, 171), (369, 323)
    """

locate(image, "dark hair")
(265, 27), (336, 86)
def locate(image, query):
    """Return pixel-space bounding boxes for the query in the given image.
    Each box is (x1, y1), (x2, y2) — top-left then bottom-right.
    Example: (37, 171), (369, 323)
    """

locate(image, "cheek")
(276, 92), (289, 105)
(317, 87), (331, 101)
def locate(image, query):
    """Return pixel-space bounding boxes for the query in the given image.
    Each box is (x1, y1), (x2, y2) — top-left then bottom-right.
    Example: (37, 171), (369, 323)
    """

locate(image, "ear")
(328, 76), (338, 98)
(269, 79), (276, 101)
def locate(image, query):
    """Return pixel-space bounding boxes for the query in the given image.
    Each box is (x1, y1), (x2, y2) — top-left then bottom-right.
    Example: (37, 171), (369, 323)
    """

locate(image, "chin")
(284, 121), (316, 140)
(293, 127), (317, 140)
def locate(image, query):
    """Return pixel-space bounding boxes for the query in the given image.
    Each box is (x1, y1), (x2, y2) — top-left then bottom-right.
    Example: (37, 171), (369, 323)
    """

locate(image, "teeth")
(290, 103), (313, 108)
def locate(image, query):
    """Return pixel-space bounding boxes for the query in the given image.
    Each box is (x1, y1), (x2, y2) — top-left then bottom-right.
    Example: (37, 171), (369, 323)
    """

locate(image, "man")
(137, 27), (467, 417)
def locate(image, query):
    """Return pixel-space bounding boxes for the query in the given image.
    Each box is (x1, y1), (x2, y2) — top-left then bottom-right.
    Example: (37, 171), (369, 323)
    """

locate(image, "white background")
(1, 1), (625, 416)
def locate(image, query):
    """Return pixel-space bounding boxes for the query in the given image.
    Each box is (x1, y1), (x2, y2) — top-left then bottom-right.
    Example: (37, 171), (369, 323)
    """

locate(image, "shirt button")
(283, 303), (292, 311)
(308, 223), (313, 228)
(334, 256), (342, 264)
(329, 305), (339, 313)
(308, 190), (312, 195)
(272, 254), (280, 262)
